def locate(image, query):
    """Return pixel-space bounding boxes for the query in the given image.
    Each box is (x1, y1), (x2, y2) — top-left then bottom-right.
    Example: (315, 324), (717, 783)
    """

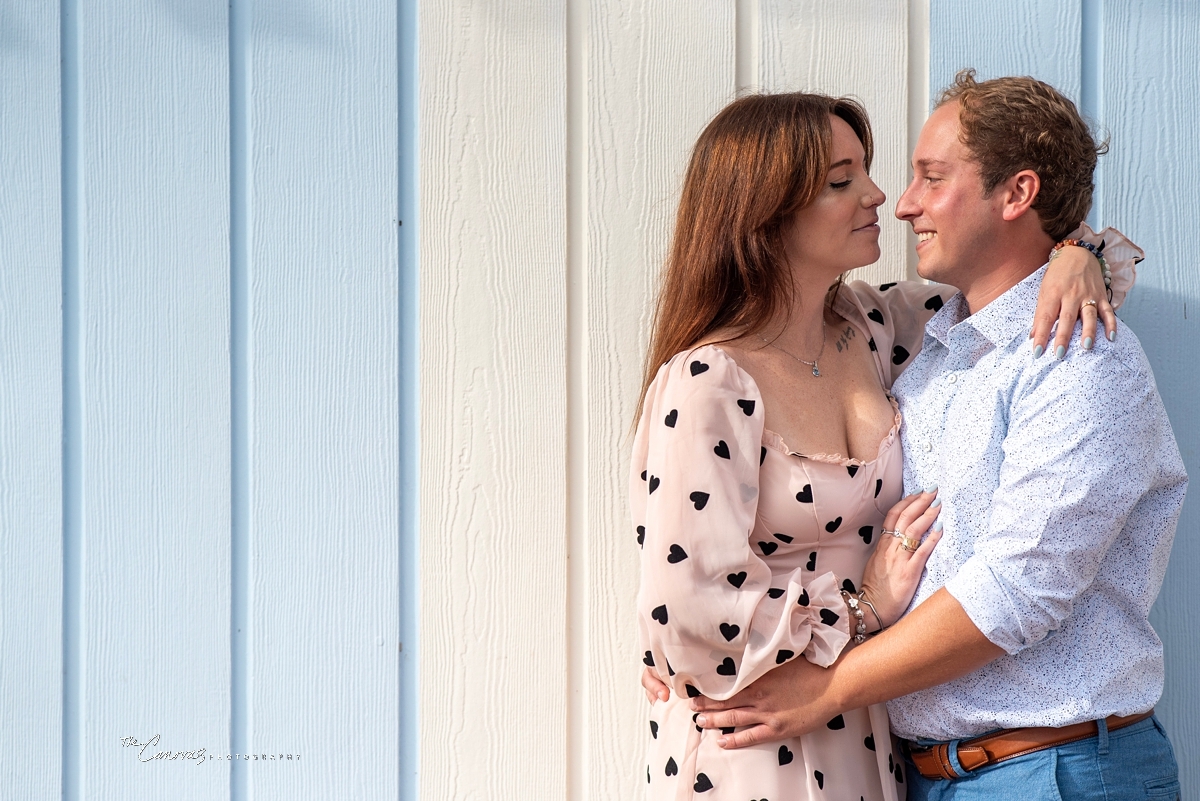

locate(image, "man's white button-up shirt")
(888, 265), (1187, 741)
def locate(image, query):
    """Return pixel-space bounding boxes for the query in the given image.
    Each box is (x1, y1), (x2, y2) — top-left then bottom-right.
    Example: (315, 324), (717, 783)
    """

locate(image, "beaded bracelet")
(1049, 238), (1113, 302)
(841, 590), (868, 644)
(857, 592), (884, 633)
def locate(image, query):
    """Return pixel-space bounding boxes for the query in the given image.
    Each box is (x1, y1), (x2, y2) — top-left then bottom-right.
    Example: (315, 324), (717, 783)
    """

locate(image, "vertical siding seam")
(397, 0), (420, 798)
(906, 0), (930, 281)
(60, 0), (82, 795)
(1080, 0), (1104, 228)
(565, 0), (588, 798)
(229, 0), (251, 795)
(736, 0), (761, 93)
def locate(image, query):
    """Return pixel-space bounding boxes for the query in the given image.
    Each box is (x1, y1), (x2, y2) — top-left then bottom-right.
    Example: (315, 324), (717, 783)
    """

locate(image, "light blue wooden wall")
(932, 1), (1200, 794)
(0, 0), (416, 798)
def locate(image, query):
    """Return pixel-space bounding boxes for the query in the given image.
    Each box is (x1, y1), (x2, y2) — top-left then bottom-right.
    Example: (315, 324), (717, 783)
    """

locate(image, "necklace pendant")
(812, 364), (821, 378)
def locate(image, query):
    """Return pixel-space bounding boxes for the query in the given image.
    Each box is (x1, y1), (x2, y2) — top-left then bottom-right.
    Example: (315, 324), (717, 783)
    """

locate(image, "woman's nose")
(863, 180), (885, 208)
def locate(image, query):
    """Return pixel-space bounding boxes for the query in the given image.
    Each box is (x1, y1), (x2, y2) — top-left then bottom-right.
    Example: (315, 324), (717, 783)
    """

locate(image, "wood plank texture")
(930, 0), (1082, 102)
(760, 0), (910, 286)
(0, 2), (62, 798)
(245, 1), (399, 798)
(1100, 3), (1200, 790)
(419, 2), (568, 798)
(580, 2), (735, 797)
(76, 1), (231, 798)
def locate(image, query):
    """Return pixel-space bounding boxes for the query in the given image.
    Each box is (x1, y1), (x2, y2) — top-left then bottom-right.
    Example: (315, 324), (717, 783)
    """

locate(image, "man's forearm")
(829, 587), (1005, 711)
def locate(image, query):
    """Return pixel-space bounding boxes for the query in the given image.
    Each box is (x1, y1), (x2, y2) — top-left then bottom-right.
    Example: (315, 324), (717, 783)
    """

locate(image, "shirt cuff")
(944, 557), (1027, 656)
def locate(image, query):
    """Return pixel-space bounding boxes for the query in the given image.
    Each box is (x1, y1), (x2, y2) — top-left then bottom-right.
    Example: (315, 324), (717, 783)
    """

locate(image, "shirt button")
(923, 442), (933, 452)
(947, 373), (958, 384)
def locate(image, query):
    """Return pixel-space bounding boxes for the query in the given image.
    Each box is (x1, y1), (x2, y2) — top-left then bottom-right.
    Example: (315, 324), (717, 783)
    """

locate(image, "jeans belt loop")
(1097, 716), (1110, 756)
(946, 738), (976, 778)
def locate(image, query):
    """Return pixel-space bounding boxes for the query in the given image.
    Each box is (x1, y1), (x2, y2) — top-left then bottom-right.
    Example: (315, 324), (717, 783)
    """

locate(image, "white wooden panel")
(580, 3), (735, 798)
(760, 0), (910, 286)
(246, 1), (399, 798)
(419, 0), (568, 798)
(0, 2), (62, 798)
(1100, 3), (1200, 790)
(930, 0), (1081, 102)
(77, 1), (230, 798)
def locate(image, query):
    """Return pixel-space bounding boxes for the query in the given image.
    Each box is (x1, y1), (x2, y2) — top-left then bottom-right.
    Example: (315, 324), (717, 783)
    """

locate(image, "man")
(678, 72), (1186, 797)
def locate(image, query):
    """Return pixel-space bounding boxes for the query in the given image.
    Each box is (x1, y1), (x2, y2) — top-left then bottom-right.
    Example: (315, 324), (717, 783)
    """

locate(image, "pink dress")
(631, 280), (944, 801)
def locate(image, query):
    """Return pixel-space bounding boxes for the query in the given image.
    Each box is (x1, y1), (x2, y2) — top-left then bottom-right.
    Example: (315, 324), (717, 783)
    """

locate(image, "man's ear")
(999, 169), (1040, 222)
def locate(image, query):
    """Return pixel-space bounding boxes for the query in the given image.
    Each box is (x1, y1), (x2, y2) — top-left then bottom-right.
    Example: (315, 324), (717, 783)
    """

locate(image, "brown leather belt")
(905, 709), (1155, 780)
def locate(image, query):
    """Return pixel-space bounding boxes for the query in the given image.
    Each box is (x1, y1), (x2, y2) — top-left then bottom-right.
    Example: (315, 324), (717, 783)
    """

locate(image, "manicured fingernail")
(1055, 345), (1066, 360)
(717, 737), (728, 747)
(660, 692), (669, 702)
(930, 498), (941, 508)
(923, 483), (938, 493)
(696, 715), (706, 727)
(932, 520), (943, 532)
(1108, 329), (1117, 342)
(1083, 337), (1094, 350)
(1032, 344), (1044, 358)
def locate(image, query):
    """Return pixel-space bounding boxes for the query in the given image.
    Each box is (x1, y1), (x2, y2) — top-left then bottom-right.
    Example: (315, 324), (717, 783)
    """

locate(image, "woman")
(631, 93), (1130, 801)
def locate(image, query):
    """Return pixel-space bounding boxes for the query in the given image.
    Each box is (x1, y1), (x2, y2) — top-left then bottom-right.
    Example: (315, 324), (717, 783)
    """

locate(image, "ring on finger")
(883, 529), (902, 538)
(900, 535), (920, 552)
(1081, 298), (1097, 312)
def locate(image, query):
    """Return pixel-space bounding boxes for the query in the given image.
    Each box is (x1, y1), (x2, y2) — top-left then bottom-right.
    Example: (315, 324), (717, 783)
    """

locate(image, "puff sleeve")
(630, 345), (850, 701)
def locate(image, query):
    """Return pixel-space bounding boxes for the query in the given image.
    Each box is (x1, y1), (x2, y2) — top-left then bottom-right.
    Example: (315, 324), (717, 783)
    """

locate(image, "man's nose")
(895, 180), (919, 221)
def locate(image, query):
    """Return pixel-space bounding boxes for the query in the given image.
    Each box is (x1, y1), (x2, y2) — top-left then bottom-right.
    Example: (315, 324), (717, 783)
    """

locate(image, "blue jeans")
(905, 716), (1180, 800)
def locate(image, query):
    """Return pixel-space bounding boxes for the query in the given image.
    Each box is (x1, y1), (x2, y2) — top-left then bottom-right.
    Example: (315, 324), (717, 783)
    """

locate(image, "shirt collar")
(925, 264), (1049, 348)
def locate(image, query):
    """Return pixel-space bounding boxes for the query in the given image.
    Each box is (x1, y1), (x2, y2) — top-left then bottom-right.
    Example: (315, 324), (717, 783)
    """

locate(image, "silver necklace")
(759, 323), (827, 378)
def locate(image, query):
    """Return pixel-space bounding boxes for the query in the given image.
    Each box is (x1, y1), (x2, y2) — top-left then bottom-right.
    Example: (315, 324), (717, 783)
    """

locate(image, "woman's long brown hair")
(634, 92), (874, 425)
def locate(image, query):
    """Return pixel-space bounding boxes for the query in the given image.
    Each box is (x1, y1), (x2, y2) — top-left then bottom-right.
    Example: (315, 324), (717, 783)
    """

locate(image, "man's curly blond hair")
(938, 69), (1107, 241)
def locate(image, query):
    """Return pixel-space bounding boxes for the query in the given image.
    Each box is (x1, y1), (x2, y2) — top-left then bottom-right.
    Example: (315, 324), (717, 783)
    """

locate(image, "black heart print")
(892, 345), (910, 365)
(795, 484), (814, 503)
(889, 754), (894, 771)
(650, 720), (658, 739)
(880, 282), (897, 291)
(652, 605), (668, 624)
(637, 525), (645, 546)
(641, 470), (647, 481)
(719, 622), (740, 641)
(758, 541), (778, 556)
(868, 337), (877, 351)
(776, 649), (795, 664)
(667, 544), (688, 563)
(648, 476), (660, 494)
(664, 409), (678, 427)
(778, 744), (794, 765)
(858, 525), (873, 544)
(925, 294), (944, 311)
(720, 726), (735, 735)
(760, 446), (767, 465)
(864, 734), (876, 751)
(737, 399), (755, 416)
(767, 587), (784, 599)
(685, 684), (700, 698)
(895, 764), (904, 783)
(773, 532), (793, 543)
(716, 657), (736, 676)
(690, 360), (709, 376)
(827, 714), (846, 730)
(825, 517), (842, 533)
(806, 552), (817, 571)
(646, 766), (650, 784)
(666, 659), (674, 676)
(797, 589), (810, 606)
(868, 308), (884, 325)
(665, 756), (678, 776)
(841, 578), (856, 594)
(713, 440), (730, 459)
(643, 650), (654, 666)
(820, 608), (840, 626)
(693, 774), (713, 793)
(727, 571), (747, 588)
(814, 770), (825, 789)
(689, 491), (709, 510)
(846, 464), (859, 478)
(875, 478), (883, 498)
